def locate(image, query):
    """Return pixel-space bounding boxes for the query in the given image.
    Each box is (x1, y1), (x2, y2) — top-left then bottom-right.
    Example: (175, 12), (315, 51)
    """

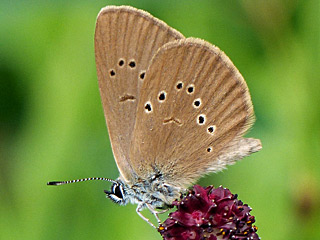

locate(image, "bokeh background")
(1, 0), (319, 239)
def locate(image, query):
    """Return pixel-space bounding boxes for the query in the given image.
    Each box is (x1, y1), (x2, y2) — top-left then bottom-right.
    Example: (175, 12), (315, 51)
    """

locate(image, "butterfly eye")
(193, 98), (201, 108)
(197, 114), (206, 125)
(158, 91), (167, 102)
(113, 184), (123, 199)
(207, 147), (212, 153)
(106, 183), (126, 205)
(144, 102), (152, 113)
(207, 125), (216, 135)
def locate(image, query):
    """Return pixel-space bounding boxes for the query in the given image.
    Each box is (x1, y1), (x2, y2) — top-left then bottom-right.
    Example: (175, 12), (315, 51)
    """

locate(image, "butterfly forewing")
(130, 38), (258, 187)
(95, 6), (184, 183)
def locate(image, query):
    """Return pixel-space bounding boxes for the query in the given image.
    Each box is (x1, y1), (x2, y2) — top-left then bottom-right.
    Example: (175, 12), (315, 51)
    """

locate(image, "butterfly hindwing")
(130, 38), (259, 187)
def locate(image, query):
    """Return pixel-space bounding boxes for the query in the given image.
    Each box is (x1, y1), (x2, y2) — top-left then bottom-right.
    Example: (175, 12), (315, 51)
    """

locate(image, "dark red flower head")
(159, 185), (259, 240)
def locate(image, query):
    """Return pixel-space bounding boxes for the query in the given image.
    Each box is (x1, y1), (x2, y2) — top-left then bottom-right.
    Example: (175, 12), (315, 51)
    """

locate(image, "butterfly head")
(104, 181), (129, 206)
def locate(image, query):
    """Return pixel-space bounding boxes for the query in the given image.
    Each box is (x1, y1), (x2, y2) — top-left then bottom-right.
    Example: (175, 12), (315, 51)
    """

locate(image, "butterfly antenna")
(47, 177), (117, 186)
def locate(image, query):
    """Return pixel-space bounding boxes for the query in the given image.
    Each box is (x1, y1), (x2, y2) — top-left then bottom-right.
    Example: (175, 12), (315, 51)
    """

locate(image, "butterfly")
(48, 6), (262, 228)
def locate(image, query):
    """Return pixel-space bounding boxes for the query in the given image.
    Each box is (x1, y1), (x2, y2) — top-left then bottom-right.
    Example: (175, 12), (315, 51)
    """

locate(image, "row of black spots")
(144, 91), (168, 113)
(207, 125), (216, 135)
(196, 114), (216, 133)
(186, 84), (195, 94)
(118, 58), (136, 68)
(206, 126), (215, 152)
(193, 98), (201, 108)
(207, 146), (212, 153)
(206, 126), (216, 153)
(197, 114), (206, 125)
(109, 69), (116, 77)
(175, 81), (195, 95)
(176, 81), (183, 90)
(108, 58), (139, 78)
(118, 59), (125, 66)
(144, 101), (152, 113)
(158, 91), (167, 102)
(139, 71), (145, 80)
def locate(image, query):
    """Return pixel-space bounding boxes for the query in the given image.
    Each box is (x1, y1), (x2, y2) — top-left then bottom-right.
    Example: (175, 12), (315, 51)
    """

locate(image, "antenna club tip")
(47, 181), (63, 186)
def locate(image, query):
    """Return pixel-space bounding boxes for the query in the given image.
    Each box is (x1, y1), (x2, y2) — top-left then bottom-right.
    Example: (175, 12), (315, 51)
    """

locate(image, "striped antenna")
(47, 177), (117, 186)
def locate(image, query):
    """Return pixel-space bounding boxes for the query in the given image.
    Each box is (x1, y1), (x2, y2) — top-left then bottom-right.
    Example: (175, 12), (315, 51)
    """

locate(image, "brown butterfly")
(48, 6), (261, 228)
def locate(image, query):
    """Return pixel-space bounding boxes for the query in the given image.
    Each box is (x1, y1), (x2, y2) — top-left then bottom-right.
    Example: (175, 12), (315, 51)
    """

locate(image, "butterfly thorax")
(105, 175), (183, 209)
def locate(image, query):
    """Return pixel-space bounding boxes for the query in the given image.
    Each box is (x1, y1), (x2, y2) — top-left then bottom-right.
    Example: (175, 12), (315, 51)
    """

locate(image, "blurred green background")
(1, 0), (319, 239)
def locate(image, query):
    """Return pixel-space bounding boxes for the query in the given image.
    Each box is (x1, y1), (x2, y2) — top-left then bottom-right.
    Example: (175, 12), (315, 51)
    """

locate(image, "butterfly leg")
(136, 204), (156, 228)
(145, 203), (169, 224)
(156, 208), (170, 214)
